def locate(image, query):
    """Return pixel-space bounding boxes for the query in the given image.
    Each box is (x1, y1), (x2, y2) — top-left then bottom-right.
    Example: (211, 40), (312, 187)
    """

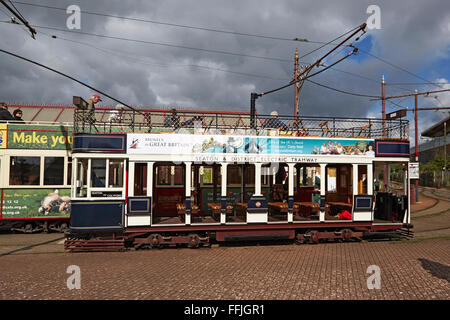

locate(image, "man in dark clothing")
(0, 102), (14, 121)
(164, 108), (180, 129)
(77, 94), (101, 128)
(12, 109), (24, 121)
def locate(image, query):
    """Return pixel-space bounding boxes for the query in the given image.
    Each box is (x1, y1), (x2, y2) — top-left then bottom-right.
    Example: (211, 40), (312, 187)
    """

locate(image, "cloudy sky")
(0, 0), (449, 142)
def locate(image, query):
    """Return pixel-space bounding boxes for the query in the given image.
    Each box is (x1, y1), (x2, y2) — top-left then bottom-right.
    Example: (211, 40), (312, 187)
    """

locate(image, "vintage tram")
(0, 119), (72, 233)
(65, 107), (412, 250)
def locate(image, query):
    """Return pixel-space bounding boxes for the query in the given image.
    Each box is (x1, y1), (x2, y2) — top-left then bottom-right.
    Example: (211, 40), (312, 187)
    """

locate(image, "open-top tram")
(65, 108), (412, 251)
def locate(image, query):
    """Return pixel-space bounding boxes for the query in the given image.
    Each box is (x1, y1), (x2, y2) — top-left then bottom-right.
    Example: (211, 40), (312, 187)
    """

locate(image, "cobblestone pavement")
(0, 237), (448, 300)
(0, 188), (449, 301)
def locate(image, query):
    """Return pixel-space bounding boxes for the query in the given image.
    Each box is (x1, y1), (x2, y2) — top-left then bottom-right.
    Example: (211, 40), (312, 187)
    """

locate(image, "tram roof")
(5, 103), (251, 124)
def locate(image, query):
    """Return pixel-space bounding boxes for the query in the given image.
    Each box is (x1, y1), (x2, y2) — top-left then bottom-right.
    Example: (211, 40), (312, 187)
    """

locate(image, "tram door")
(326, 164), (352, 203)
(153, 163), (185, 221)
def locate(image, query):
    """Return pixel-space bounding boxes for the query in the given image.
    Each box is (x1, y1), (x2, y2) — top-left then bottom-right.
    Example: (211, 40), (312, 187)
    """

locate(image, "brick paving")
(0, 239), (448, 300)
(0, 187), (449, 301)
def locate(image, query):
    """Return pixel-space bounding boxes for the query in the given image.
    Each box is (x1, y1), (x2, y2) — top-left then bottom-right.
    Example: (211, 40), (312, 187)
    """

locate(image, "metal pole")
(250, 93), (257, 129)
(294, 49), (299, 120)
(382, 75), (386, 137)
(414, 90), (419, 202)
(382, 75), (388, 192)
(444, 121), (447, 187)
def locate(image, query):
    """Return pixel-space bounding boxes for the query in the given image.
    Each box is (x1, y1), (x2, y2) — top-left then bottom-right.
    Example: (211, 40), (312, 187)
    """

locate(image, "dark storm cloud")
(0, 0), (449, 138)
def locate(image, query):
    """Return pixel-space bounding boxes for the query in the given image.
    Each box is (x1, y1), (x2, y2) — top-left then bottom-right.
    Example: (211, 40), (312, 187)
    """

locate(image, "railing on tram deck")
(73, 108), (409, 140)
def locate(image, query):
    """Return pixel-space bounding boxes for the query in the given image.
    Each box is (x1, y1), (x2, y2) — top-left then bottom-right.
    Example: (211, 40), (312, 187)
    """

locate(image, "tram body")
(0, 122), (72, 232)
(65, 109), (412, 250)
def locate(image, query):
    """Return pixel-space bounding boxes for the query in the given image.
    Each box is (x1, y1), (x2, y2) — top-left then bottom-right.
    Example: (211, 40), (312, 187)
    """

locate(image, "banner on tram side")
(0, 188), (71, 219)
(0, 124), (6, 149)
(127, 133), (375, 157)
(6, 124), (73, 150)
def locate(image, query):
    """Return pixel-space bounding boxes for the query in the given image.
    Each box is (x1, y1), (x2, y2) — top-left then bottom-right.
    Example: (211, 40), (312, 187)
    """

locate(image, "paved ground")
(0, 187), (448, 301)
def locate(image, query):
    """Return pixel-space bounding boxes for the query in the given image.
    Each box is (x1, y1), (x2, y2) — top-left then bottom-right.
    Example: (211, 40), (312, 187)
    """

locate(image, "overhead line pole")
(377, 87), (450, 203)
(250, 22), (367, 128)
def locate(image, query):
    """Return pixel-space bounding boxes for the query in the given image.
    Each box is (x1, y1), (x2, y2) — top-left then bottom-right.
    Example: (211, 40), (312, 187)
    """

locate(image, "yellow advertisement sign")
(0, 124), (6, 149)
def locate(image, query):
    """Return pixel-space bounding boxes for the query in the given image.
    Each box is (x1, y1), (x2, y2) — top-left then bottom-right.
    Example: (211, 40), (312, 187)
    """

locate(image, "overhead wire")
(0, 47), (142, 114)
(11, 0), (444, 91)
(10, 0), (321, 43)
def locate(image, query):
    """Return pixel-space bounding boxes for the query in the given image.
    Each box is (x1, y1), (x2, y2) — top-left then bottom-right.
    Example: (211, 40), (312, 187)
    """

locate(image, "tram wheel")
(24, 223), (33, 233)
(307, 230), (320, 244)
(60, 222), (69, 233)
(187, 234), (200, 248)
(295, 234), (306, 244)
(149, 234), (162, 248)
(341, 229), (353, 241)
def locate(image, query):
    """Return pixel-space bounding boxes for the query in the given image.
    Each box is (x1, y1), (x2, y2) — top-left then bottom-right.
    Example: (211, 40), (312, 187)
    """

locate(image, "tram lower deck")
(66, 127), (412, 250)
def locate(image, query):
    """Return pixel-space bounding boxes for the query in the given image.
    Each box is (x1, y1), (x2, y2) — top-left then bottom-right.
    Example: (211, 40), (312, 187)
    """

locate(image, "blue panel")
(128, 197), (151, 215)
(375, 140), (409, 157)
(353, 195), (373, 212)
(70, 200), (124, 231)
(73, 134), (126, 153)
(247, 196), (267, 213)
(320, 197), (326, 211)
(288, 196), (294, 209)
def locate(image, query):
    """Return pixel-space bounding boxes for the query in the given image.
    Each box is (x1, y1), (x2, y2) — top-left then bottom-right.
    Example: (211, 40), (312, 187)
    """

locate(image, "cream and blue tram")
(65, 109), (412, 250)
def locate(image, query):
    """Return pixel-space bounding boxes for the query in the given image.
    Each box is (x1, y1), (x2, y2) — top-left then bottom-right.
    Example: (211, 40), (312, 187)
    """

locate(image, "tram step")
(64, 239), (126, 252)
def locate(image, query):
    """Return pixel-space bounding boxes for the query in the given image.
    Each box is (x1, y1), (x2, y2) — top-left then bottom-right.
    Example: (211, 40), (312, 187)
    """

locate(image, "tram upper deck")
(73, 108), (409, 140)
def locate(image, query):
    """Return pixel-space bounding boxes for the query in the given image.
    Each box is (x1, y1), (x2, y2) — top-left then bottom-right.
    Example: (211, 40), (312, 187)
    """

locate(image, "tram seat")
(235, 203), (248, 217)
(176, 203), (200, 216)
(353, 123), (372, 138)
(319, 120), (331, 136)
(208, 203), (234, 215)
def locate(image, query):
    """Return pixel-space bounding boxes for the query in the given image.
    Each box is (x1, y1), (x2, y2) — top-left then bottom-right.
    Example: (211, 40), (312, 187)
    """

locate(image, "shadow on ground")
(418, 258), (450, 283)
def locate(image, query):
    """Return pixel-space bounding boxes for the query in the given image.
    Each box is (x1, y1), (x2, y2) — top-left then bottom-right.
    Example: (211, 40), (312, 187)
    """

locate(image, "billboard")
(127, 133), (375, 157)
(1, 188), (71, 219)
(6, 124), (73, 150)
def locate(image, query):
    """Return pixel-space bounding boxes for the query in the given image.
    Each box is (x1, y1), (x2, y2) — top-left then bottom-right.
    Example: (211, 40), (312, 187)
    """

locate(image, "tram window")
(76, 158), (88, 198)
(108, 159), (124, 188)
(44, 157), (64, 185)
(227, 164), (255, 186)
(173, 166), (184, 185)
(358, 165), (368, 195)
(157, 166), (171, 185)
(156, 164), (184, 186)
(327, 167), (337, 192)
(200, 166), (213, 185)
(227, 165), (241, 185)
(9, 156), (40, 185)
(91, 159), (106, 188)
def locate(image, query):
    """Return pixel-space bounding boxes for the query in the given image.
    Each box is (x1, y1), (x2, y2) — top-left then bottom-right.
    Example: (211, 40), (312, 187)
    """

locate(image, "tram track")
(411, 187), (450, 238)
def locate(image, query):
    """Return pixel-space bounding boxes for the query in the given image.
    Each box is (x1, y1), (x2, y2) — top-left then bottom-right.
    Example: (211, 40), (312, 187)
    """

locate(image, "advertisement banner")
(1, 188), (71, 219)
(7, 124), (73, 150)
(0, 124), (6, 149)
(127, 133), (375, 157)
